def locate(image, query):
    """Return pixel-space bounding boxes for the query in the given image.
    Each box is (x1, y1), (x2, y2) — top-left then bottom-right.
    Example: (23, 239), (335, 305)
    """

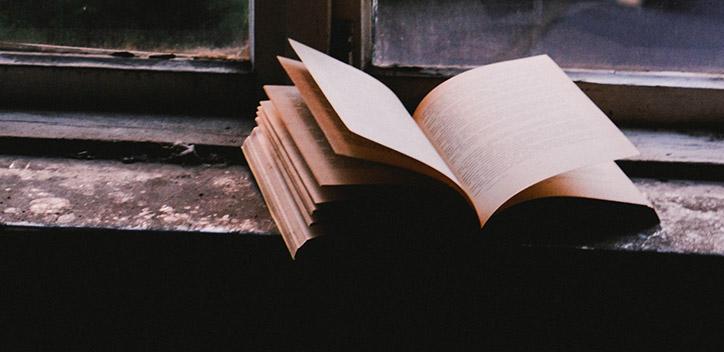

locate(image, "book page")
(264, 85), (418, 187)
(255, 108), (315, 213)
(258, 101), (334, 206)
(255, 120), (316, 226)
(277, 57), (384, 159)
(414, 55), (640, 225)
(287, 39), (461, 189)
(500, 162), (651, 210)
(242, 128), (319, 257)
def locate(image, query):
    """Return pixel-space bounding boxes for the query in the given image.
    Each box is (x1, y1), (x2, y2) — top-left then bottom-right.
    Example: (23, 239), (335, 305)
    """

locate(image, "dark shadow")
(297, 189), (660, 263)
(3, 212), (722, 350)
(483, 197), (660, 246)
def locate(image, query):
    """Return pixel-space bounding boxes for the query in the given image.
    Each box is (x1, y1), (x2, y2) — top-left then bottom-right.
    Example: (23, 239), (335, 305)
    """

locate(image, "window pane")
(0, 0), (249, 60)
(374, 0), (724, 73)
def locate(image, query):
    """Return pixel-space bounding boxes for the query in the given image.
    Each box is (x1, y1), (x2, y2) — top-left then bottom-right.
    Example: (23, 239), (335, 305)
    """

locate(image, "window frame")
(0, 0), (260, 116)
(353, 0), (724, 128)
(0, 0), (338, 116)
(1, 0), (722, 126)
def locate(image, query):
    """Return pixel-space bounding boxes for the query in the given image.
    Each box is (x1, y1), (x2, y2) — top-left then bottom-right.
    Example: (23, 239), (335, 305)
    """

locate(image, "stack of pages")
(243, 40), (657, 258)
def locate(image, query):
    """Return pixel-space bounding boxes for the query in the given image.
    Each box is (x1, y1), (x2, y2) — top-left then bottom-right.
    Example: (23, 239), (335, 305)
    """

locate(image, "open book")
(242, 39), (658, 258)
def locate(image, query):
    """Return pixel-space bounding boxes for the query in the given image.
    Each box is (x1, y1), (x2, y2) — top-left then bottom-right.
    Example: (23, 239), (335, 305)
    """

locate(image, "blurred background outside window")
(375, 0), (724, 74)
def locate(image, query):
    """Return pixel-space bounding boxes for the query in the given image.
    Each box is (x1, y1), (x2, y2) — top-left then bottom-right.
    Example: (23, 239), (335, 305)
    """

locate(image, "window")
(0, 0), (249, 60)
(374, 0), (724, 73)
(0, 0), (255, 117)
(0, 0), (722, 255)
(1, 0), (721, 125)
(367, 0), (724, 126)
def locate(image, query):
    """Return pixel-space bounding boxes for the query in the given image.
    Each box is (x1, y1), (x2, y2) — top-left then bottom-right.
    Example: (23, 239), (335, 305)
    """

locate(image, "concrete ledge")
(2, 154), (724, 256)
(0, 155), (275, 235)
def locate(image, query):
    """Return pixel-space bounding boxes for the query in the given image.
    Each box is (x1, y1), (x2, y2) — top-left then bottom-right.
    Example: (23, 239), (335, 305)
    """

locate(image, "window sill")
(0, 51), (250, 74)
(0, 154), (275, 236)
(1, 111), (723, 256)
(0, 53), (256, 116)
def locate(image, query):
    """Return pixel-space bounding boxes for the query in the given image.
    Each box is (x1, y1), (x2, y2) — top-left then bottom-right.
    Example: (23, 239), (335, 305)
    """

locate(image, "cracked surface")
(1, 155), (723, 255)
(631, 179), (724, 254)
(0, 155), (275, 234)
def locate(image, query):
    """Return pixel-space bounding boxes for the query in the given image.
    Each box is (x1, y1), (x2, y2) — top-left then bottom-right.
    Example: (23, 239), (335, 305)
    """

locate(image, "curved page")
(264, 85), (419, 187)
(242, 128), (318, 257)
(414, 55), (640, 225)
(288, 39), (460, 188)
(501, 162), (652, 210)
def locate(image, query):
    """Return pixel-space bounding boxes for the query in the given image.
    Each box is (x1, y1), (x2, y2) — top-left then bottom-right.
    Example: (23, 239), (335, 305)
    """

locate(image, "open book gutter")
(242, 39), (659, 259)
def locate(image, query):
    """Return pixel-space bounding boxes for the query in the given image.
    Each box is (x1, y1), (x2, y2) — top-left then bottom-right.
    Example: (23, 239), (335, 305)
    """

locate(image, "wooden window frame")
(1, 0), (722, 127)
(0, 0), (338, 117)
(0, 1), (258, 116)
(340, 0), (724, 128)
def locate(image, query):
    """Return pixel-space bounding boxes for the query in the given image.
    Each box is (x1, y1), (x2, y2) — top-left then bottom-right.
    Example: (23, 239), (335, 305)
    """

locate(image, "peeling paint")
(57, 213), (77, 223)
(109, 191), (134, 204)
(29, 197), (70, 215)
(3, 155), (723, 254)
(0, 156), (276, 235)
(627, 179), (724, 254)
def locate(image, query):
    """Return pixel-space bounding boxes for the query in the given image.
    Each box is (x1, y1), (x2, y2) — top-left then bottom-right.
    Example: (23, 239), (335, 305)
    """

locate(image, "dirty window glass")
(374, 0), (724, 73)
(0, 0), (249, 60)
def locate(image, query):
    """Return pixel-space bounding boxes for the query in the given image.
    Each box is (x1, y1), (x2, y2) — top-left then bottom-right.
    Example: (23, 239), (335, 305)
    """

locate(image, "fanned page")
(263, 85), (417, 187)
(414, 55), (642, 225)
(277, 58), (390, 160)
(242, 128), (318, 257)
(256, 105), (317, 222)
(258, 101), (325, 205)
(287, 40), (461, 190)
